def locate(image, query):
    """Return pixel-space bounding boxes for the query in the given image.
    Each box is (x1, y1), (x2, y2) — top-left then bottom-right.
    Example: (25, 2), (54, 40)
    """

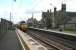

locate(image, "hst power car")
(17, 21), (28, 32)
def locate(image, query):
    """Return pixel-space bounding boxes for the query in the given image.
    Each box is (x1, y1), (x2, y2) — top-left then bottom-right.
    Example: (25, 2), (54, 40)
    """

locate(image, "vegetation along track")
(24, 29), (76, 50)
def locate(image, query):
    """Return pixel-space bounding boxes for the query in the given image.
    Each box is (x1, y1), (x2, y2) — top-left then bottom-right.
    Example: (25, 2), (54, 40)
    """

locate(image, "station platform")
(0, 30), (21, 50)
(16, 29), (47, 50)
(29, 27), (76, 37)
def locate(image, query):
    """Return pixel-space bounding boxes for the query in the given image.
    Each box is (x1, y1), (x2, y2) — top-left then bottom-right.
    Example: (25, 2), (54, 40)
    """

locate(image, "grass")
(64, 28), (76, 33)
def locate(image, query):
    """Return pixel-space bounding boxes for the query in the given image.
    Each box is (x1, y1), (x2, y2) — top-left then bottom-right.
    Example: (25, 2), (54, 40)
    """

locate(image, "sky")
(0, 0), (76, 24)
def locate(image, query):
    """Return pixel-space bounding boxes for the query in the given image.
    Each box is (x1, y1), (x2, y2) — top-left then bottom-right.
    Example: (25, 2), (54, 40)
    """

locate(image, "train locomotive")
(17, 21), (28, 32)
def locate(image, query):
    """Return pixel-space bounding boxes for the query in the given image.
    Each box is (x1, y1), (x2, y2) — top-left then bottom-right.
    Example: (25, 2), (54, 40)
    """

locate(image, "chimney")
(61, 4), (66, 11)
(47, 10), (49, 13)
(54, 7), (56, 13)
(54, 7), (56, 16)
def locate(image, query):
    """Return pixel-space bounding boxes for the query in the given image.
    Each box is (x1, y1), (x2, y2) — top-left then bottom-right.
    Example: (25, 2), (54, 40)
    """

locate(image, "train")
(17, 21), (28, 32)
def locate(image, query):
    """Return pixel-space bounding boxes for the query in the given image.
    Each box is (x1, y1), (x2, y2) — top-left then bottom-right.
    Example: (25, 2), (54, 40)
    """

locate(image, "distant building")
(41, 10), (52, 29)
(41, 3), (76, 29)
(27, 17), (39, 27)
(53, 4), (66, 28)
(65, 12), (76, 28)
(27, 17), (34, 27)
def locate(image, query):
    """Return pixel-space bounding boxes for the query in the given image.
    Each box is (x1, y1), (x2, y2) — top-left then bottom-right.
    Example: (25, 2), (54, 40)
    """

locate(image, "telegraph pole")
(10, 0), (16, 22)
(9, 0), (16, 29)
(31, 12), (34, 27)
(10, 12), (12, 22)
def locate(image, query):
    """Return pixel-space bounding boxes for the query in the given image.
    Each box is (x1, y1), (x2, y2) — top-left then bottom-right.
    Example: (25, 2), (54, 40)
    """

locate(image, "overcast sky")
(0, 0), (76, 23)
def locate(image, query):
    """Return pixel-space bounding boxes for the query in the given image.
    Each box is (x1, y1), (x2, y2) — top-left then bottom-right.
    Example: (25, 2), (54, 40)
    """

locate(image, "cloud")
(0, 0), (76, 24)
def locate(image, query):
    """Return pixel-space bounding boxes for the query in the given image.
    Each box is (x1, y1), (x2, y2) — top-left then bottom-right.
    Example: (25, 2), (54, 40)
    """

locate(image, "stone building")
(65, 12), (76, 29)
(53, 4), (66, 28)
(41, 10), (52, 29)
(55, 4), (76, 29)
(41, 3), (76, 29)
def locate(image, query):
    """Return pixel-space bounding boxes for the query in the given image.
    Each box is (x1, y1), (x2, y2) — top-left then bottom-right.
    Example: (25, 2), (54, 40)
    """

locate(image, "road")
(0, 30), (22, 50)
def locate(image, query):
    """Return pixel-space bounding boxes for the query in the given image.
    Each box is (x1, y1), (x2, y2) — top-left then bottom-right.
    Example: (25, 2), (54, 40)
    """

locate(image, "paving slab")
(0, 30), (21, 50)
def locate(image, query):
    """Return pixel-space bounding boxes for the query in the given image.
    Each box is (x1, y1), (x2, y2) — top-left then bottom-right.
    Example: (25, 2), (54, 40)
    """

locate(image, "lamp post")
(10, 12), (12, 22)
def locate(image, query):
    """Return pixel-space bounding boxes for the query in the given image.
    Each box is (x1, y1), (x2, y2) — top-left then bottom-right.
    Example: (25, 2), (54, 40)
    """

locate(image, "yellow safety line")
(16, 32), (26, 50)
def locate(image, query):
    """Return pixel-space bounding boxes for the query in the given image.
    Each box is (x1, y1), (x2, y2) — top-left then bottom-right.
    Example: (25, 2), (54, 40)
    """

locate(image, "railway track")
(25, 29), (76, 50)
(26, 30), (59, 50)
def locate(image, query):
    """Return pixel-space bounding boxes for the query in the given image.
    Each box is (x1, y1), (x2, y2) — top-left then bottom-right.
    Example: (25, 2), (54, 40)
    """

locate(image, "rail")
(16, 29), (48, 50)
(28, 27), (76, 50)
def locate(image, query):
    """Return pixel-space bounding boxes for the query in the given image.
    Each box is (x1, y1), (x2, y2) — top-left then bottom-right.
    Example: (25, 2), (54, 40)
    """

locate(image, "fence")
(0, 18), (13, 39)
